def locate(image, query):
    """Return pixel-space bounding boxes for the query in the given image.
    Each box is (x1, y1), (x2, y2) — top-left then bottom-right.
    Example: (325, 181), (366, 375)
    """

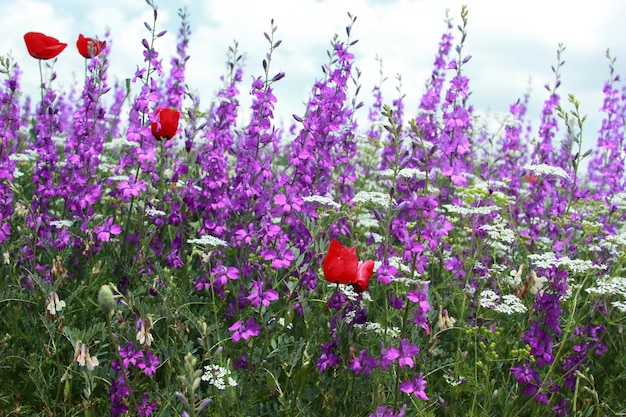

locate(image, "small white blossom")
(479, 290), (527, 314)
(9, 149), (39, 162)
(479, 217), (515, 244)
(585, 277), (626, 297)
(46, 291), (66, 316)
(302, 195), (341, 209)
(73, 341), (99, 371)
(354, 321), (401, 338)
(611, 301), (626, 313)
(494, 295), (528, 314)
(202, 364), (237, 390)
(354, 191), (393, 208)
(443, 204), (499, 216)
(105, 137), (140, 149)
(50, 220), (75, 229)
(524, 163), (570, 181)
(479, 290), (499, 309)
(187, 234), (227, 247)
(146, 206), (166, 217)
(136, 316), (154, 347)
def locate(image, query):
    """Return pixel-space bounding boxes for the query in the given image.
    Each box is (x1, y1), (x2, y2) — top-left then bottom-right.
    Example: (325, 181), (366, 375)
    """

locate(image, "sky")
(2, 0), (626, 152)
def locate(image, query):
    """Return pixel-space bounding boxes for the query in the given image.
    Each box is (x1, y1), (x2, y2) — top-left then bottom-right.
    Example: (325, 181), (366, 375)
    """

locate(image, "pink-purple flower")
(229, 317), (261, 342)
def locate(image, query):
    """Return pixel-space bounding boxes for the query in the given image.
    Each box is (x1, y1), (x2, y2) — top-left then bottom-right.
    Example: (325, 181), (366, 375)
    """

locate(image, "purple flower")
(247, 280), (279, 308)
(383, 338), (420, 369)
(316, 339), (340, 373)
(119, 341), (143, 369)
(399, 372), (429, 401)
(138, 392), (158, 416)
(94, 217), (122, 243)
(369, 404), (407, 417)
(348, 349), (378, 377)
(137, 350), (160, 376)
(116, 176), (147, 201)
(229, 317), (261, 342)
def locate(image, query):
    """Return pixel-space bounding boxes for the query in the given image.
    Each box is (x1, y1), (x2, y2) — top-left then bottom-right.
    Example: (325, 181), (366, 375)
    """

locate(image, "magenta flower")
(229, 317), (260, 342)
(399, 372), (429, 401)
(247, 280), (279, 308)
(382, 338), (420, 369)
(137, 350), (160, 376)
(94, 218), (122, 243)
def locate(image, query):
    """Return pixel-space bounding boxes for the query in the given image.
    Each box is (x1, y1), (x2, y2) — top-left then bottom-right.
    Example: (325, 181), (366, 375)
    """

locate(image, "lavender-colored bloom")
(369, 404), (407, 417)
(138, 392), (158, 416)
(119, 341), (143, 368)
(316, 339), (340, 373)
(229, 317), (261, 342)
(399, 372), (429, 401)
(383, 338), (420, 369)
(247, 280), (279, 308)
(348, 349), (378, 377)
(94, 217), (122, 243)
(137, 350), (160, 376)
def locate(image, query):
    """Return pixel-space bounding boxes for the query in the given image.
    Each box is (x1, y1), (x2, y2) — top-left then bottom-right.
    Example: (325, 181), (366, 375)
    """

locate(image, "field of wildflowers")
(1, 1), (626, 416)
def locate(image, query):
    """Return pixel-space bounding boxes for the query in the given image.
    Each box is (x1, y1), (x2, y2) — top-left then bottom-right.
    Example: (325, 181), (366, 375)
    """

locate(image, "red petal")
(323, 240), (358, 285)
(352, 260), (375, 293)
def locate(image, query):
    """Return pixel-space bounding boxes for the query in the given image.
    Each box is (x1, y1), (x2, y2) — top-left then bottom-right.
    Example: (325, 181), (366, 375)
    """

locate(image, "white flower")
(353, 191), (393, 208)
(479, 217), (515, 244)
(73, 341), (99, 371)
(523, 163), (570, 181)
(443, 204), (499, 216)
(302, 194), (341, 209)
(202, 364), (237, 390)
(479, 290), (527, 314)
(46, 291), (66, 316)
(187, 234), (227, 247)
(50, 220), (75, 229)
(136, 316), (154, 347)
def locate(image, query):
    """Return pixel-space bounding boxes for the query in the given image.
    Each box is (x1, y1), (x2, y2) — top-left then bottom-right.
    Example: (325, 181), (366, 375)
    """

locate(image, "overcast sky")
(2, 0), (625, 151)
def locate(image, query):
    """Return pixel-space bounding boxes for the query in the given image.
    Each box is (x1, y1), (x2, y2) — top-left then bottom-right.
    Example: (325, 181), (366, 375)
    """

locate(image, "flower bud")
(98, 284), (114, 315)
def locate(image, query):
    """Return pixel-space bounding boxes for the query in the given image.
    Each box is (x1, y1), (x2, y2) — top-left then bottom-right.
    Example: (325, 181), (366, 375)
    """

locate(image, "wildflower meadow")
(1, 1), (626, 416)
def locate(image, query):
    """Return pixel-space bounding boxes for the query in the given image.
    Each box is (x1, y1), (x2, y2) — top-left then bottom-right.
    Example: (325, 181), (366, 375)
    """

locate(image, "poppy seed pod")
(98, 284), (114, 316)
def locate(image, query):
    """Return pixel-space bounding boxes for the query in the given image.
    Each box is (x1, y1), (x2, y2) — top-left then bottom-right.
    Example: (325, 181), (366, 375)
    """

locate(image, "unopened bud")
(98, 284), (114, 316)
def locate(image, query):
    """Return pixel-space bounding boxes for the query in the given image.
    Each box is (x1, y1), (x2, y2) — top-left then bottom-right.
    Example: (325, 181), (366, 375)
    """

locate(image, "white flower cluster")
(612, 301), (626, 313)
(528, 252), (607, 274)
(104, 137), (140, 150)
(443, 204), (500, 216)
(357, 212), (379, 229)
(9, 149), (39, 162)
(201, 364), (237, 390)
(585, 277), (626, 297)
(353, 191), (393, 208)
(523, 163), (570, 181)
(145, 206), (166, 217)
(479, 217), (515, 244)
(50, 220), (75, 229)
(187, 234), (227, 247)
(354, 321), (401, 338)
(479, 290), (527, 314)
(378, 168), (427, 181)
(302, 194), (341, 209)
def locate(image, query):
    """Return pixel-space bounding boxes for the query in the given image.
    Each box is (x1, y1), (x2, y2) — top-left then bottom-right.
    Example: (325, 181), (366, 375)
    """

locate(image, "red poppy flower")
(151, 108), (180, 140)
(24, 32), (67, 60)
(323, 239), (375, 293)
(76, 34), (106, 58)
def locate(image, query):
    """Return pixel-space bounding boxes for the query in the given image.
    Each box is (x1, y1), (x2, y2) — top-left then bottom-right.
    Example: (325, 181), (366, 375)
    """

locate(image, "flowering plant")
(0, 3), (625, 417)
